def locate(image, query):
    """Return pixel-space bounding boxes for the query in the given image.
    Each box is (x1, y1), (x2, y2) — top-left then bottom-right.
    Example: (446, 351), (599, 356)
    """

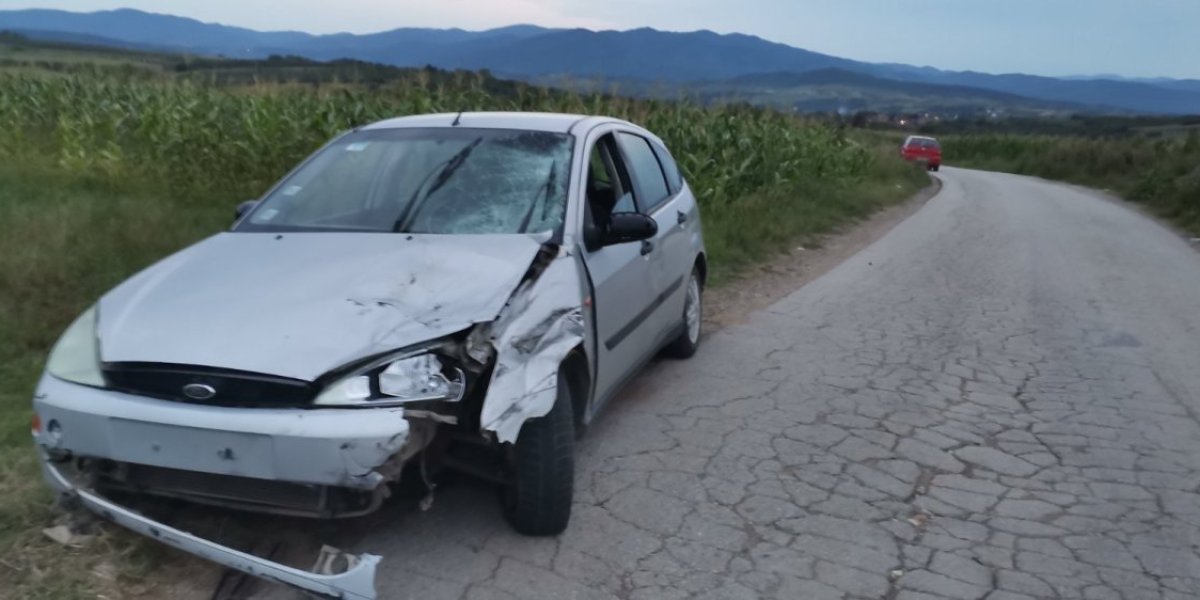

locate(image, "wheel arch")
(694, 252), (709, 288)
(559, 346), (591, 435)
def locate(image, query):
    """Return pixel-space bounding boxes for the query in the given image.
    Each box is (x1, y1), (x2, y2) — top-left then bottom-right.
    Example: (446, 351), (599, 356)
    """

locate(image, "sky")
(2, 0), (1198, 79)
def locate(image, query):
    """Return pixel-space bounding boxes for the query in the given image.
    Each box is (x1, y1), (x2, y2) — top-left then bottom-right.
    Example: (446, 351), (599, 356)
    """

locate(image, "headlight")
(314, 353), (465, 407)
(46, 306), (105, 387)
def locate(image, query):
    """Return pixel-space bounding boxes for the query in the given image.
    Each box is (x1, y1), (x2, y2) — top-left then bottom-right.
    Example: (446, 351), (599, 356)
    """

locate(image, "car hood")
(98, 232), (546, 381)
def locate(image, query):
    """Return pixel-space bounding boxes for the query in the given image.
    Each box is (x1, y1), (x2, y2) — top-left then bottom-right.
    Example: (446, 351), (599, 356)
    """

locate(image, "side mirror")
(604, 212), (657, 246)
(235, 200), (258, 222)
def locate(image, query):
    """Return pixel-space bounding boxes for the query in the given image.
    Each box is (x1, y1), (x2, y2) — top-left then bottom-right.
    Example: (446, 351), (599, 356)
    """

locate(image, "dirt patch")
(704, 177), (941, 330)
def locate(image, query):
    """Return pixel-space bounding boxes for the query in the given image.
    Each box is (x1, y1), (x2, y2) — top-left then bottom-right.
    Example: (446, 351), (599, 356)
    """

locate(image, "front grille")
(95, 462), (381, 517)
(103, 362), (316, 408)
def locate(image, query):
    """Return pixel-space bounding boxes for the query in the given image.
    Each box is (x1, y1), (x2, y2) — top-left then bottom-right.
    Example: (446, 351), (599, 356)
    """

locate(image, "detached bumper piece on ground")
(42, 461), (380, 600)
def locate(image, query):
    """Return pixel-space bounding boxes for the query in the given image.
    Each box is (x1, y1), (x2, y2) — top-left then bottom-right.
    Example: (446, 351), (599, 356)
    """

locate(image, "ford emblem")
(182, 383), (217, 401)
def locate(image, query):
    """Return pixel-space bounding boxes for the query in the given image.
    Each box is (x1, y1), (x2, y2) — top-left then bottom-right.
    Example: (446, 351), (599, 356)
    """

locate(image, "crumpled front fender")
(477, 249), (588, 443)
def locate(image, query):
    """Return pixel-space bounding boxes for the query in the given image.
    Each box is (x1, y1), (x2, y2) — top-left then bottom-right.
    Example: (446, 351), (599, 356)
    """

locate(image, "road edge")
(704, 175), (943, 331)
(1057, 179), (1200, 252)
(983, 169), (1200, 253)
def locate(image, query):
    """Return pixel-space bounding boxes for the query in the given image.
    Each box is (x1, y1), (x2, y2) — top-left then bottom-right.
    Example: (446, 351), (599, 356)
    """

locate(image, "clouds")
(0, 0), (1196, 78)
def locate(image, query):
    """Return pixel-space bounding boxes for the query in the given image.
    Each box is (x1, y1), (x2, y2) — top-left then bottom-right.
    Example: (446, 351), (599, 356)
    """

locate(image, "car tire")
(664, 267), (703, 359)
(501, 370), (574, 536)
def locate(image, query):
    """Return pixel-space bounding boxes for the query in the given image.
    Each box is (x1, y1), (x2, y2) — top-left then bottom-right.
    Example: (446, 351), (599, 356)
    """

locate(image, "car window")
(239, 128), (573, 235)
(591, 142), (634, 213)
(651, 141), (683, 195)
(260, 139), (390, 223)
(585, 135), (635, 228)
(618, 132), (671, 212)
(589, 145), (612, 190)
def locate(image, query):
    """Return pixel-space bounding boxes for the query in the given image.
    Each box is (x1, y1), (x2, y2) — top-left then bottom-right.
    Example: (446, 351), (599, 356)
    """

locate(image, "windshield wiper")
(518, 160), (558, 234)
(392, 137), (483, 232)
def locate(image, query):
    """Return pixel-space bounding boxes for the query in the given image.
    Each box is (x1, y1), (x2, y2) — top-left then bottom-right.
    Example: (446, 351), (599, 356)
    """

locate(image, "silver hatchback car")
(32, 112), (706, 599)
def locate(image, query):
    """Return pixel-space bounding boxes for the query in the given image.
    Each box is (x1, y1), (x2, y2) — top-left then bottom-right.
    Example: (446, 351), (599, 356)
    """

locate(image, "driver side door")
(579, 132), (658, 406)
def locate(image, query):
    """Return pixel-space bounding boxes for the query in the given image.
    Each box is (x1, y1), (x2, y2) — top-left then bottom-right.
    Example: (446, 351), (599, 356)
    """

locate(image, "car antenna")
(451, 110), (463, 127)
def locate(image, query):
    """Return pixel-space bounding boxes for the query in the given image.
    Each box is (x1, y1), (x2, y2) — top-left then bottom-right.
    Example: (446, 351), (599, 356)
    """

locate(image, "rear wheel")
(501, 370), (574, 536)
(664, 267), (703, 359)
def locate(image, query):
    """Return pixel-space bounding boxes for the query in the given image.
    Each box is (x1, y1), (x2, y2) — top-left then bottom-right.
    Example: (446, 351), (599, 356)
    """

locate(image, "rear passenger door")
(647, 138), (700, 341)
(614, 131), (695, 345)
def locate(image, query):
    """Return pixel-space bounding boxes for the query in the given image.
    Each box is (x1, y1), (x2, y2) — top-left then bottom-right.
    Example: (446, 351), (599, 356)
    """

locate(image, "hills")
(684, 69), (1091, 115)
(2, 8), (1198, 115)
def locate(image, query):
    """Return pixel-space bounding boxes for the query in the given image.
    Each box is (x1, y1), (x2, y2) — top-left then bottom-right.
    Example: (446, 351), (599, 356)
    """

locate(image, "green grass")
(703, 141), (926, 282)
(0, 66), (926, 598)
(942, 131), (1200, 233)
(0, 160), (226, 598)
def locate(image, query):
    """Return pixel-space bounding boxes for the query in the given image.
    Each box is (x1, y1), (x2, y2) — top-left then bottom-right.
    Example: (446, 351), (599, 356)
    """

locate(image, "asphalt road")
(262, 167), (1200, 599)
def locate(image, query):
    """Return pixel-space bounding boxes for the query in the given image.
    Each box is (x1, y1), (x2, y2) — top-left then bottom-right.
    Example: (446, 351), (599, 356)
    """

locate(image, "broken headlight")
(46, 305), (106, 388)
(314, 353), (465, 408)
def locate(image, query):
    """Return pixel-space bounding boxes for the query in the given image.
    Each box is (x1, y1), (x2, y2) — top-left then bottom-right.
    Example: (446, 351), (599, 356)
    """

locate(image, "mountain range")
(3, 8), (1199, 115)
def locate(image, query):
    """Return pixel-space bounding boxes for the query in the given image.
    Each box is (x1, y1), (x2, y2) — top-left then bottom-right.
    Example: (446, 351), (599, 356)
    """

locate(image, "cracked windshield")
(2, 1), (1198, 600)
(243, 129), (572, 234)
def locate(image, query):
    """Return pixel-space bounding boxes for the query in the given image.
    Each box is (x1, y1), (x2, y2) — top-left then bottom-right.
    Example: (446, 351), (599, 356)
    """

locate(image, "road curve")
(265, 167), (1200, 599)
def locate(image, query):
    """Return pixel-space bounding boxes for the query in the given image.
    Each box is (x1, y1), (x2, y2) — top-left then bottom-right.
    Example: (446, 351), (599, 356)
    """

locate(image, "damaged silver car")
(32, 112), (706, 599)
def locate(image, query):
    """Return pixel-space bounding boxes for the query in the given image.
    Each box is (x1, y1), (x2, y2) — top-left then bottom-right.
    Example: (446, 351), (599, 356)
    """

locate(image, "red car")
(901, 135), (942, 171)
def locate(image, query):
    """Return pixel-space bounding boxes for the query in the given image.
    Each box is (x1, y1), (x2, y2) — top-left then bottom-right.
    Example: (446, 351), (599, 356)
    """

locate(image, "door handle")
(640, 240), (654, 256)
(677, 210), (688, 225)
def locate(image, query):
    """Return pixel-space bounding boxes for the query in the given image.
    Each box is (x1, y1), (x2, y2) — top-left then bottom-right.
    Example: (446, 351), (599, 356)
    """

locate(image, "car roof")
(906, 135), (938, 142)
(360, 111), (625, 134)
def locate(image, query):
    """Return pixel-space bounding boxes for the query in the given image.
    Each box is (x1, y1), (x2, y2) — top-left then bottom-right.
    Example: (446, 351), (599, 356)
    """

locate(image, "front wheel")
(501, 370), (575, 536)
(664, 267), (703, 359)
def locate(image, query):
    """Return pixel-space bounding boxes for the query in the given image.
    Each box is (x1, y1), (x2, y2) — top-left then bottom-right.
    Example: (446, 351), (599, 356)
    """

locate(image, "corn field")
(0, 71), (874, 206)
(943, 132), (1200, 232)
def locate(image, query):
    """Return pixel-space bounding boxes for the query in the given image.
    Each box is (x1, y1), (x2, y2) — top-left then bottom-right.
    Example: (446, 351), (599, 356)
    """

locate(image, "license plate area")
(107, 419), (275, 478)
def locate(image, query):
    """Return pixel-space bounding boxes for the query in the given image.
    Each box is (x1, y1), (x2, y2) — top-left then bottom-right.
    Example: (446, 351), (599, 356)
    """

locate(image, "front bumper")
(32, 374), (412, 490)
(41, 460), (379, 600)
(31, 373), (422, 600)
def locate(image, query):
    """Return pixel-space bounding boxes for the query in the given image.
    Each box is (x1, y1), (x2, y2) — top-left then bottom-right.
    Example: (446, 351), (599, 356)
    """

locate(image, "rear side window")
(651, 141), (683, 195)
(618, 132), (671, 212)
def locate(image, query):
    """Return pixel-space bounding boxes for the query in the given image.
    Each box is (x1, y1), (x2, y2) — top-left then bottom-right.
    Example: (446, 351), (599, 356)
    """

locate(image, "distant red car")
(901, 135), (941, 171)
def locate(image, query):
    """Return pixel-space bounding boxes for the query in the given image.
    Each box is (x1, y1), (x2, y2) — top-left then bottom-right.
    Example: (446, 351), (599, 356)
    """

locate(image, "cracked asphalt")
(261, 167), (1200, 599)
